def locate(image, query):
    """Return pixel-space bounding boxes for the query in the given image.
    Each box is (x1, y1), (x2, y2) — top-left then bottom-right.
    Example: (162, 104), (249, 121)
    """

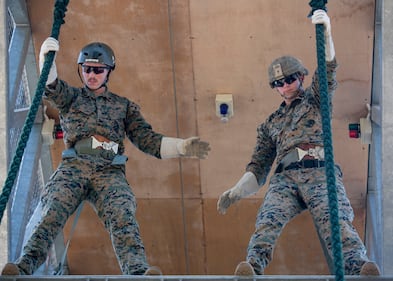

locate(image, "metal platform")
(0, 275), (390, 281)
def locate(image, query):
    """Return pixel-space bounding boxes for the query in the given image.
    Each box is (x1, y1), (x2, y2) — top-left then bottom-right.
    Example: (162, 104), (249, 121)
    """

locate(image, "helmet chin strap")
(295, 87), (304, 96)
(296, 75), (305, 93)
(294, 83), (305, 96)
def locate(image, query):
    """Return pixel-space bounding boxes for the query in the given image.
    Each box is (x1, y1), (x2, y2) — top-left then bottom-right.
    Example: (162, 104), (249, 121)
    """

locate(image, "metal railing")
(4, 0), (63, 275)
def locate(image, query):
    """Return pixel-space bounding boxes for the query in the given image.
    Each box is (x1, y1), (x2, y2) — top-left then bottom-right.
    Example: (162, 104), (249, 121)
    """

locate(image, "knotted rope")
(309, 0), (344, 280)
(0, 0), (70, 223)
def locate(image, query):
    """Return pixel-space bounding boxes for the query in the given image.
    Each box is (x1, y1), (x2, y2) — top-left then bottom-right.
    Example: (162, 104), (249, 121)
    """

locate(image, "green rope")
(0, 0), (70, 224)
(309, 1), (344, 280)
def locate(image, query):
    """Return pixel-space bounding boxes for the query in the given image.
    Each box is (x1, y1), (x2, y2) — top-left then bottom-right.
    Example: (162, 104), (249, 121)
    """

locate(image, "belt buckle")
(92, 136), (119, 154)
(296, 146), (324, 161)
(307, 147), (324, 160)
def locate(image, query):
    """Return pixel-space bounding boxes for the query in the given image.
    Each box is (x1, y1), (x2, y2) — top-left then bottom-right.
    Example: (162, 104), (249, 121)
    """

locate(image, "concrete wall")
(26, 0), (375, 275)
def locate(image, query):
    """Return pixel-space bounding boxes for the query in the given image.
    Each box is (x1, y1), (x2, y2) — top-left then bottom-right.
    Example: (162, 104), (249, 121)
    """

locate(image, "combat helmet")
(268, 56), (308, 88)
(77, 42), (116, 70)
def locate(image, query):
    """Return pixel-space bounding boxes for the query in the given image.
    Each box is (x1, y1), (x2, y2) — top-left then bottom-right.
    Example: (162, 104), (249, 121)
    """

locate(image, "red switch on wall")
(348, 123), (360, 138)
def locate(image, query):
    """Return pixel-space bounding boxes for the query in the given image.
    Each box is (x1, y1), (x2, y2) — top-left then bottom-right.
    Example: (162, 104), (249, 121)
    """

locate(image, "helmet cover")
(268, 56), (308, 86)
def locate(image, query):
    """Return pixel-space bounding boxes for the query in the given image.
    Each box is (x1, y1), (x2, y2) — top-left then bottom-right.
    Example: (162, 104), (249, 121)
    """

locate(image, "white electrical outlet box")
(215, 93), (234, 122)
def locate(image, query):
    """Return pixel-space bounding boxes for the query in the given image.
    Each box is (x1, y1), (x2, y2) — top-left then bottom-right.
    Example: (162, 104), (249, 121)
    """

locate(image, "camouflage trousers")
(246, 165), (370, 275)
(16, 154), (149, 275)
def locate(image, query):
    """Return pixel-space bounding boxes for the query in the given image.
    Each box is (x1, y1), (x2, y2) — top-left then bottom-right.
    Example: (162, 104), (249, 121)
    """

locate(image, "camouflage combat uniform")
(245, 59), (371, 275)
(15, 79), (164, 275)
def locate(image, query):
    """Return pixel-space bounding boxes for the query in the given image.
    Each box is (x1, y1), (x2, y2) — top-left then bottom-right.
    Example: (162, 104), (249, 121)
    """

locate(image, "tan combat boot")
(144, 266), (162, 275)
(1, 263), (21, 275)
(360, 261), (380, 276)
(234, 261), (255, 276)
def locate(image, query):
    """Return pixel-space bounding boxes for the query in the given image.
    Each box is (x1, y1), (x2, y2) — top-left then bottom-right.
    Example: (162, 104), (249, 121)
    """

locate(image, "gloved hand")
(179, 136), (210, 159)
(311, 9), (335, 61)
(217, 172), (260, 215)
(160, 136), (210, 159)
(39, 37), (59, 85)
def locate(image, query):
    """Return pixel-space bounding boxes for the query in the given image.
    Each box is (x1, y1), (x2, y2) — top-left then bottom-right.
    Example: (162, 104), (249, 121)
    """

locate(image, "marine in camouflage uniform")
(2, 39), (210, 276)
(217, 10), (380, 276)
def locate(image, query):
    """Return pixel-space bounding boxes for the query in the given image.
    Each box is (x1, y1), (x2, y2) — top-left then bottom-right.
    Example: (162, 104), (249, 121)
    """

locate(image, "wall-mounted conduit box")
(215, 93), (234, 122)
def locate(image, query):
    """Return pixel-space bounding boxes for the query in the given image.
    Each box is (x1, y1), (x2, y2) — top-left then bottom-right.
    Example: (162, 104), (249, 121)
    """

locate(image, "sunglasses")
(271, 74), (298, 88)
(82, 65), (110, 74)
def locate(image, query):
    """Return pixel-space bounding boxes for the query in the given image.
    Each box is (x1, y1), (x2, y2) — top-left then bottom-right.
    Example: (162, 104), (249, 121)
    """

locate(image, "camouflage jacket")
(246, 59), (338, 185)
(44, 80), (164, 158)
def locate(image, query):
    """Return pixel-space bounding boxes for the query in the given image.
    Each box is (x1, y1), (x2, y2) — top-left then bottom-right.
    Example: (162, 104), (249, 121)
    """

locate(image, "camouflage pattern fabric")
(44, 79), (164, 157)
(247, 167), (369, 275)
(246, 59), (338, 186)
(15, 80), (165, 275)
(244, 59), (371, 274)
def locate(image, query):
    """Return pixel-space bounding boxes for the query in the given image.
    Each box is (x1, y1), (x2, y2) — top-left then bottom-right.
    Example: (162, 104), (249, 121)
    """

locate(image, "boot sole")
(235, 261), (255, 276)
(1, 263), (21, 275)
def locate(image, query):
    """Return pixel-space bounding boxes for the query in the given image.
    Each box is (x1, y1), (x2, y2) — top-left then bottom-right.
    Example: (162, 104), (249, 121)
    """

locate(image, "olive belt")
(62, 137), (127, 165)
(75, 136), (118, 154)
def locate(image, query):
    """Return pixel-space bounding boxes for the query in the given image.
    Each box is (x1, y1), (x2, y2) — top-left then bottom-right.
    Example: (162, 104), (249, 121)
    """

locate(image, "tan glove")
(41, 105), (54, 145)
(311, 9), (335, 61)
(39, 37), (59, 85)
(160, 137), (210, 159)
(217, 172), (260, 215)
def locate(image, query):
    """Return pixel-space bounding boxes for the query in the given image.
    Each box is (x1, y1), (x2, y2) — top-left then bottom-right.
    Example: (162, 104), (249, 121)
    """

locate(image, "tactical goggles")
(270, 73), (298, 88)
(82, 65), (110, 74)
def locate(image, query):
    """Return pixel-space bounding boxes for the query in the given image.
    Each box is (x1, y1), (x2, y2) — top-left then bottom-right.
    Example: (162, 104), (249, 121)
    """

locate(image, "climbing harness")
(309, 0), (345, 280)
